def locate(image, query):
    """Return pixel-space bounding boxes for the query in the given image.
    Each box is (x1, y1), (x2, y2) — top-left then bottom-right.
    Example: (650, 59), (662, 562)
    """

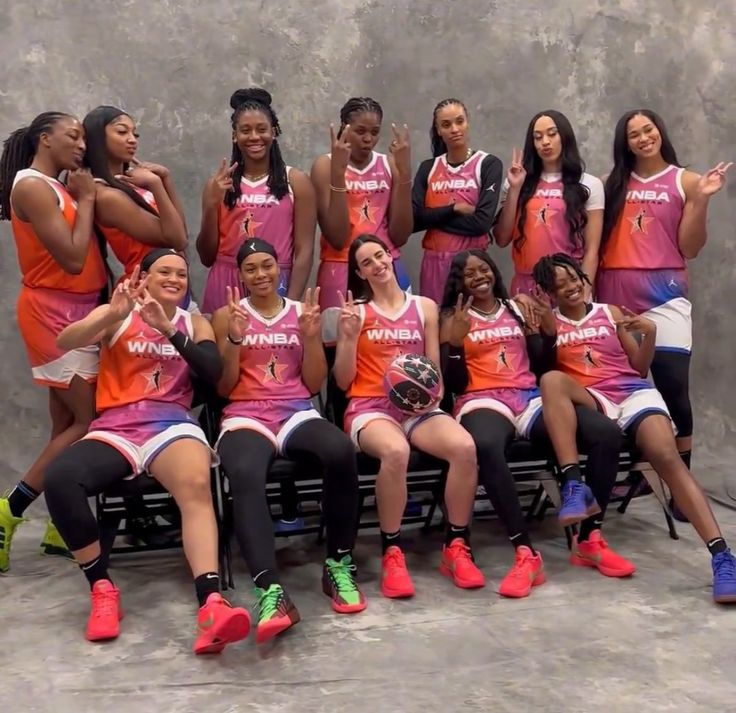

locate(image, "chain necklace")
(247, 296), (284, 320)
(470, 299), (499, 317)
(243, 171), (269, 181)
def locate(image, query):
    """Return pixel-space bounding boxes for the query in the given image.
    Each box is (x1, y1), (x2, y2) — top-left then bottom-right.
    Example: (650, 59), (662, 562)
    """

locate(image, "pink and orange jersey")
(349, 295), (427, 398)
(98, 185), (159, 278)
(96, 306), (194, 412)
(422, 151), (488, 252)
(223, 297), (310, 416)
(10, 168), (106, 293)
(217, 170), (295, 268)
(553, 303), (652, 404)
(320, 151), (396, 262)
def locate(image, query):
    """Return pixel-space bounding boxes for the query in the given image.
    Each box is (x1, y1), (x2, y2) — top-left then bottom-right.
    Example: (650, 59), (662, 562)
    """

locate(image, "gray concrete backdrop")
(1, 1), (734, 488)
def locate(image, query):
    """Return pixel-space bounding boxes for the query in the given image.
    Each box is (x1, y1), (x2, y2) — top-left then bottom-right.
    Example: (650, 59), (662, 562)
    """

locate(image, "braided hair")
(0, 111), (73, 220)
(532, 253), (591, 295)
(440, 249), (525, 329)
(338, 97), (383, 138)
(225, 88), (288, 209)
(430, 98), (468, 157)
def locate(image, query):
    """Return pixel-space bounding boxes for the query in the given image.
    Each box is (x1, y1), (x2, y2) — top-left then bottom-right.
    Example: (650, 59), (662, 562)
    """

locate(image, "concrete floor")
(2, 493), (736, 713)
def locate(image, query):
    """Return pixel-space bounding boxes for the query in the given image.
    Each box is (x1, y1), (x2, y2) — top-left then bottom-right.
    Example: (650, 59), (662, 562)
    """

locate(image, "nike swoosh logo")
(206, 573), (219, 579)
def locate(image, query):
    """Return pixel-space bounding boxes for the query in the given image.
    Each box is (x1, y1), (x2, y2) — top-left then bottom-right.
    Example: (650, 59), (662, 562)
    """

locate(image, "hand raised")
(299, 287), (322, 339)
(449, 293), (473, 345)
(204, 158), (238, 206)
(507, 147), (527, 190)
(336, 289), (361, 340)
(696, 161), (732, 198)
(66, 168), (96, 201)
(330, 123), (352, 172)
(225, 285), (250, 341)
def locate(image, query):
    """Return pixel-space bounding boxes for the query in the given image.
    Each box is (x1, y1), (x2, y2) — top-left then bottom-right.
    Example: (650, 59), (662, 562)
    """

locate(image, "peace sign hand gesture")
(507, 147), (527, 191)
(204, 158), (238, 208)
(137, 288), (172, 334)
(330, 123), (352, 173)
(449, 293), (473, 346)
(109, 264), (148, 321)
(615, 306), (656, 336)
(337, 290), (361, 341)
(696, 161), (732, 199)
(388, 123), (411, 179)
(299, 288), (322, 340)
(226, 286), (250, 342)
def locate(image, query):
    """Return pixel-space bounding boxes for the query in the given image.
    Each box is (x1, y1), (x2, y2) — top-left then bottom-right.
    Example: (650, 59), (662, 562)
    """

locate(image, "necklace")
(244, 171), (268, 181)
(470, 300), (499, 317)
(247, 296), (284, 320)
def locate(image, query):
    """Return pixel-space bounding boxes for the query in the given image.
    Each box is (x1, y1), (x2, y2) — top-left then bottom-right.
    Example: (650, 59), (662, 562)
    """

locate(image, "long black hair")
(347, 233), (395, 303)
(440, 249), (525, 328)
(430, 98), (468, 157)
(226, 88), (288, 209)
(515, 110), (589, 254)
(532, 252), (591, 295)
(82, 105), (157, 216)
(338, 97), (383, 139)
(0, 111), (73, 220)
(602, 109), (681, 246)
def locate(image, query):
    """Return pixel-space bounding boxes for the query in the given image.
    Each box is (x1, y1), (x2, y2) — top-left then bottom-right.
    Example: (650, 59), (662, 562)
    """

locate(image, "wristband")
(448, 344), (464, 356)
(168, 329), (188, 349)
(227, 333), (244, 345)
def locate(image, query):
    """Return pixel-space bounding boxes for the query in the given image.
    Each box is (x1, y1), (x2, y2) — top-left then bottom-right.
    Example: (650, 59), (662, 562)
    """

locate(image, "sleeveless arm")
(387, 160), (413, 248)
(56, 304), (124, 350)
(677, 170), (709, 259)
(287, 170), (317, 300)
(411, 159), (455, 231)
(195, 182), (221, 268)
(311, 154), (351, 250)
(492, 179), (518, 247)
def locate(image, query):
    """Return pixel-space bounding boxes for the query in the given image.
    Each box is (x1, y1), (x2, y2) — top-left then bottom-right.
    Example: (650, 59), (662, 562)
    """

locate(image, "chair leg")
(663, 507), (680, 541)
(617, 473), (644, 514)
(99, 511), (123, 568)
(525, 484), (545, 522)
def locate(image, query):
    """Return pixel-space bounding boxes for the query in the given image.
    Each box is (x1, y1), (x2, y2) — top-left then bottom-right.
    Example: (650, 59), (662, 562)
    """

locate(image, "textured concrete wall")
(0, 1), (734, 489)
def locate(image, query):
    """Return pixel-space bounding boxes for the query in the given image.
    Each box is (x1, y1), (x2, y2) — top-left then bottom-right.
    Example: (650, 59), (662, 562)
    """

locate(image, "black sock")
(7, 480), (40, 517)
(445, 523), (470, 547)
(79, 556), (111, 589)
(559, 464), (582, 483)
(679, 450), (692, 470)
(707, 537), (728, 557)
(510, 531), (534, 553)
(381, 529), (401, 554)
(578, 516), (603, 542)
(253, 568), (280, 590)
(194, 572), (220, 606)
(327, 545), (353, 562)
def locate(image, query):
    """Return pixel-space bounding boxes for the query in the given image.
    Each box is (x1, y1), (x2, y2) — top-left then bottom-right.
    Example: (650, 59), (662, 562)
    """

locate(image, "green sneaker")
(40, 520), (73, 560)
(322, 555), (367, 613)
(0, 497), (25, 573)
(254, 583), (300, 644)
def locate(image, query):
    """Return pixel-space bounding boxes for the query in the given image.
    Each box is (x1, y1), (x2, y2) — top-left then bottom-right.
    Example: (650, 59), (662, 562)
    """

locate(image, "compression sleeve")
(526, 332), (557, 380)
(440, 342), (469, 395)
(168, 332), (223, 385)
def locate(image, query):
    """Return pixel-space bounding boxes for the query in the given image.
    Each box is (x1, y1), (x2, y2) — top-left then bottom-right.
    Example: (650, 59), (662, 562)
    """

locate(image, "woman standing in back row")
(597, 109), (731, 495)
(197, 88), (316, 315)
(413, 98), (503, 303)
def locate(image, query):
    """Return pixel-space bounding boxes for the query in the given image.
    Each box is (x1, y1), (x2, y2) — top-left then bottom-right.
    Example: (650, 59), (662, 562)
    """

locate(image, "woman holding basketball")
(493, 110), (604, 296)
(311, 97), (413, 312)
(412, 98), (503, 303)
(334, 234), (481, 598)
(197, 88), (316, 315)
(212, 238), (365, 644)
(598, 110), (731, 508)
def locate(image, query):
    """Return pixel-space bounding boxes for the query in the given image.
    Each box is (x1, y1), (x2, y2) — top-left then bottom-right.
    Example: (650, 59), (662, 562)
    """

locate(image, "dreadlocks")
(532, 253), (591, 294)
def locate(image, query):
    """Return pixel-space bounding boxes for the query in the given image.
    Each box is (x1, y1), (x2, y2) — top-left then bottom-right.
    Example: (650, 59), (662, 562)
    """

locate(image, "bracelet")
(398, 178), (413, 185)
(227, 333), (244, 345)
(329, 184), (348, 192)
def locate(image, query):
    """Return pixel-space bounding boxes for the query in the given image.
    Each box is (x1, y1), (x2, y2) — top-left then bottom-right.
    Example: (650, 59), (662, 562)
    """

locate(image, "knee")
(44, 454), (78, 500)
(320, 433), (358, 474)
(540, 370), (566, 396)
(176, 469), (213, 506)
(379, 439), (411, 475)
(472, 433), (506, 467)
(447, 431), (478, 471)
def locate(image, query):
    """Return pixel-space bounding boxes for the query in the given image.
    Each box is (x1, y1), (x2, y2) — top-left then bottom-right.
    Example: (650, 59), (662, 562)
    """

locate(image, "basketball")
(384, 353), (442, 414)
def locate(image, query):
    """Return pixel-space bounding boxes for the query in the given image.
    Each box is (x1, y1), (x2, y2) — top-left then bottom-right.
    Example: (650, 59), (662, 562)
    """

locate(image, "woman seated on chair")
(43, 249), (250, 653)
(334, 233), (482, 599)
(529, 252), (736, 603)
(439, 249), (626, 598)
(212, 237), (365, 646)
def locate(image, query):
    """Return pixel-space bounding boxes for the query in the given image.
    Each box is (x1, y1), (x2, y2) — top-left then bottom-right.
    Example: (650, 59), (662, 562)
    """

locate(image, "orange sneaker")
(193, 593), (251, 654)
(498, 546), (546, 598)
(570, 530), (636, 578)
(381, 546), (415, 598)
(86, 579), (123, 642)
(440, 538), (485, 589)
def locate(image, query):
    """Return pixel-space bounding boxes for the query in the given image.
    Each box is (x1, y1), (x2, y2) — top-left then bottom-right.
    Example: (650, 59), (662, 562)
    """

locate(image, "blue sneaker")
(712, 550), (736, 603)
(274, 517), (305, 534)
(558, 480), (601, 526)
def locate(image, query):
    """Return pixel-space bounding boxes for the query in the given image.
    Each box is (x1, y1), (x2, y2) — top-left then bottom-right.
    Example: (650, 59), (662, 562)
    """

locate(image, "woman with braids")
(439, 250), (625, 597)
(212, 238), (365, 645)
(311, 97), (413, 312)
(597, 110), (732, 517)
(44, 250), (251, 651)
(529, 253), (736, 602)
(197, 88), (316, 315)
(412, 98), (503, 303)
(0, 112), (107, 571)
(493, 110), (604, 296)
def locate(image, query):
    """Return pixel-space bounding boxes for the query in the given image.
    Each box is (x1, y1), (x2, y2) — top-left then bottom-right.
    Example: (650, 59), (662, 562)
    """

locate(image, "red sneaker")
(193, 593), (251, 655)
(86, 579), (123, 642)
(381, 546), (415, 598)
(570, 530), (636, 578)
(498, 546), (546, 598)
(440, 538), (485, 589)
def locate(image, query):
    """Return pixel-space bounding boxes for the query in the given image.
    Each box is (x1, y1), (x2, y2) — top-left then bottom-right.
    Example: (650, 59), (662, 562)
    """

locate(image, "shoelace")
(449, 540), (474, 561)
(563, 480), (584, 498)
(384, 549), (406, 572)
(91, 590), (117, 619)
(328, 560), (359, 593)
(258, 585), (283, 619)
(714, 553), (736, 577)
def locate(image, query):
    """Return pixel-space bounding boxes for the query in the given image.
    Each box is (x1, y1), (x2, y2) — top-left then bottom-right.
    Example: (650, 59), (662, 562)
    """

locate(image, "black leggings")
(218, 418), (359, 580)
(45, 440), (132, 551)
(650, 350), (692, 439)
(460, 405), (622, 544)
